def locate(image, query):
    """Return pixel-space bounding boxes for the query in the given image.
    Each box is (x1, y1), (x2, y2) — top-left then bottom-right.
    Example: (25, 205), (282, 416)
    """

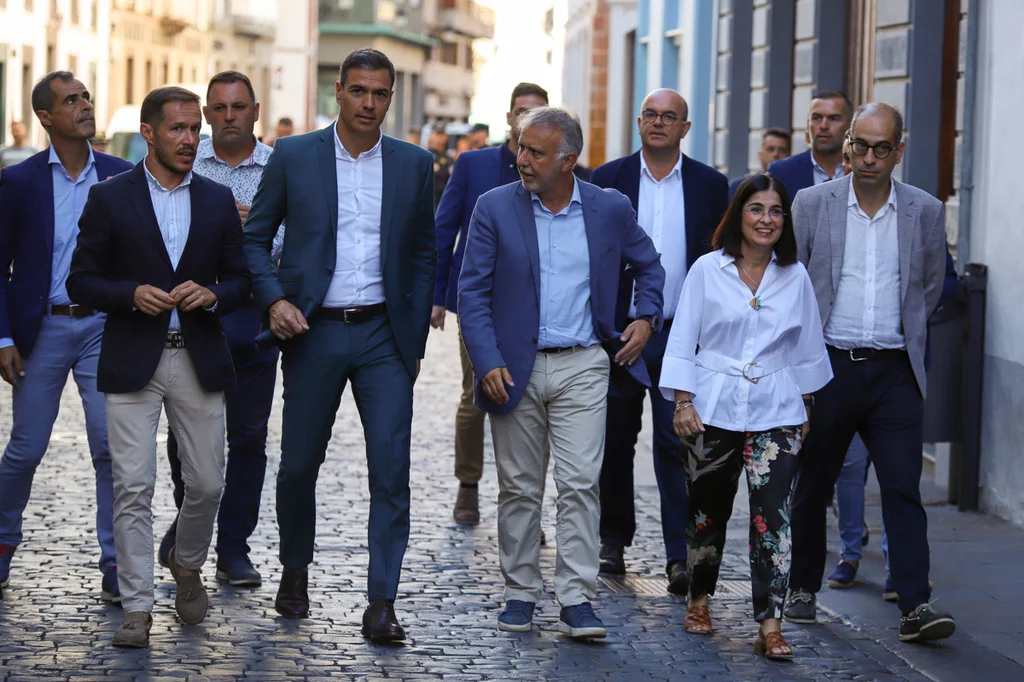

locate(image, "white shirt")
(824, 182), (903, 350)
(660, 250), (833, 432)
(323, 124), (385, 308)
(144, 160), (192, 331)
(811, 152), (845, 186)
(633, 152), (687, 319)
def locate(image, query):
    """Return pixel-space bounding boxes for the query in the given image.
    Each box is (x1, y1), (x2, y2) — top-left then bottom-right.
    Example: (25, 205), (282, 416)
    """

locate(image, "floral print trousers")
(681, 425), (803, 621)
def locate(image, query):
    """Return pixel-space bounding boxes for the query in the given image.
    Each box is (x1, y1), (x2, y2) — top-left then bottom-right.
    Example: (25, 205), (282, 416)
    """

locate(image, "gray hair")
(517, 106), (584, 160)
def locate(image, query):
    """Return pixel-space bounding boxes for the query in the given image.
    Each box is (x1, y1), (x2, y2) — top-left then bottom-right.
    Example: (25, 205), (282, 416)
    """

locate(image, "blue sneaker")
(158, 516), (178, 569)
(558, 602), (607, 639)
(826, 560), (858, 589)
(498, 600), (535, 632)
(0, 543), (14, 589)
(101, 570), (122, 605)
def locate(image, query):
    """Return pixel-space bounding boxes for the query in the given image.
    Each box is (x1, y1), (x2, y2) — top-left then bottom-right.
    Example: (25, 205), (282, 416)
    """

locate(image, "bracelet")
(674, 400), (693, 414)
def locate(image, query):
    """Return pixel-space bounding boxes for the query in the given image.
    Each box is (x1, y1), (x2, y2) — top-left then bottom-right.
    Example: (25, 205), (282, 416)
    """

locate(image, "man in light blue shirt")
(0, 71), (132, 601)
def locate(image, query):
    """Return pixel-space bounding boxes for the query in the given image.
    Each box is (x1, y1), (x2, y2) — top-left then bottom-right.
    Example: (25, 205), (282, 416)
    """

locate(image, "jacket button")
(532, 337), (537, 344)
(326, 268), (333, 276)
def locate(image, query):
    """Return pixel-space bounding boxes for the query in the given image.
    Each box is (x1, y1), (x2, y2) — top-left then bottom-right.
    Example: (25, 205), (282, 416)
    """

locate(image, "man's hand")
(615, 319), (653, 366)
(430, 305), (446, 330)
(236, 201), (250, 225)
(269, 299), (309, 340)
(134, 284), (176, 316)
(170, 281), (218, 312)
(481, 366), (515, 404)
(0, 346), (24, 388)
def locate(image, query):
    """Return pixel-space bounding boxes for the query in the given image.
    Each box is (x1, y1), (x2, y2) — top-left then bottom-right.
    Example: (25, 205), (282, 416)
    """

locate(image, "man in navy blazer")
(243, 49), (436, 642)
(459, 107), (664, 638)
(727, 127), (791, 200)
(589, 89), (728, 594)
(0, 71), (131, 603)
(432, 82), (549, 526)
(766, 90), (852, 200)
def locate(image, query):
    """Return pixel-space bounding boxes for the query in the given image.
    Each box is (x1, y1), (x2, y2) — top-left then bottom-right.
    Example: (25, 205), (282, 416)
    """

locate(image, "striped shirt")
(143, 160), (192, 331)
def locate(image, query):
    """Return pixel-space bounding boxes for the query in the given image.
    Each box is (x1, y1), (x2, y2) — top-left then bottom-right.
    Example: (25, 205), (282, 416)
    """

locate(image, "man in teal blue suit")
(243, 49), (436, 642)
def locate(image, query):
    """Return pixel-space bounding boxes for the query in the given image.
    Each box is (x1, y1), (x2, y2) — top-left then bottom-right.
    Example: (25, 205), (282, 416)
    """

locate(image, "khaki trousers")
(490, 344), (609, 606)
(455, 325), (486, 483)
(106, 348), (226, 613)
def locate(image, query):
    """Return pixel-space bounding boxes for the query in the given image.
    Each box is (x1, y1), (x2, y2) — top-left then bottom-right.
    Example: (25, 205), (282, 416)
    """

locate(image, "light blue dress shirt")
(143, 161), (193, 332)
(532, 177), (599, 349)
(51, 144), (99, 305)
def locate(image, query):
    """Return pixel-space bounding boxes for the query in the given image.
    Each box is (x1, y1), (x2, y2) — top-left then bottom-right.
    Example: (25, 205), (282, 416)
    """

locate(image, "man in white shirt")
(242, 49), (436, 642)
(589, 89), (729, 592)
(784, 103), (955, 643)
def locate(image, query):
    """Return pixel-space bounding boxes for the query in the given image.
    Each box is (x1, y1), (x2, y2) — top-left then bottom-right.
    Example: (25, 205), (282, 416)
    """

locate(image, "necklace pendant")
(750, 296), (761, 311)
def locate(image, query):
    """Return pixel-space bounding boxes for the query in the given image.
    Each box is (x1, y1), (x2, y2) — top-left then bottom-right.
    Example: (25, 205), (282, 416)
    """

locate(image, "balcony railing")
(438, 0), (495, 40)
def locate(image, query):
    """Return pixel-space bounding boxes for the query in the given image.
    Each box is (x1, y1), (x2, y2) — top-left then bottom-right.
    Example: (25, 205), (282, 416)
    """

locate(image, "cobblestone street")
(0, 323), (1000, 681)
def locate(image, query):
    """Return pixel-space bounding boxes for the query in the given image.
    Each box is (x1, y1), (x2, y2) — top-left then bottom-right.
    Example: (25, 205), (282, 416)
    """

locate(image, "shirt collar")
(143, 157), (192, 192)
(714, 248), (778, 268)
(197, 137), (272, 167)
(640, 150), (683, 180)
(848, 179), (897, 212)
(333, 122), (383, 161)
(811, 151), (845, 180)
(530, 175), (582, 215)
(48, 143), (96, 176)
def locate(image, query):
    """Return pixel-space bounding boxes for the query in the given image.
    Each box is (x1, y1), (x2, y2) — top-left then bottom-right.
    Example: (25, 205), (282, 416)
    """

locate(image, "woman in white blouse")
(659, 174), (833, 660)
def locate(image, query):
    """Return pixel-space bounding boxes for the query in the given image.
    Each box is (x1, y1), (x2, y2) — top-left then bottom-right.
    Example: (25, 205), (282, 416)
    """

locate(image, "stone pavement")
(0, 318), (1017, 681)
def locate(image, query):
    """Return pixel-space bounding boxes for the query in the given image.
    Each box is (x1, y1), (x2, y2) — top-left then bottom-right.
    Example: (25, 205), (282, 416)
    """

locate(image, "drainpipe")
(956, 0), (978, 269)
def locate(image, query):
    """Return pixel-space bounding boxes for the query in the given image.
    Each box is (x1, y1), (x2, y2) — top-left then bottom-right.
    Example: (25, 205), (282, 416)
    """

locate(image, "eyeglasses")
(641, 109), (683, 126)
(745, 206), (786, 220)
(848, 137), (897, 159)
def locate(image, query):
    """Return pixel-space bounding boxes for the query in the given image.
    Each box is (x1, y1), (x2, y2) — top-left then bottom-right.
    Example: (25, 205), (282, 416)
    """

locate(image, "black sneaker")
(783, 588), (817, 624)
(598, 544), (625, 575)
(899, 603), (956, 642)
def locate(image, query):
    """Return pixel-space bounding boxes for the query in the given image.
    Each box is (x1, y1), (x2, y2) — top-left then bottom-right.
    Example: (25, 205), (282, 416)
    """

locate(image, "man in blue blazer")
(589, 89), (728, 595)
(766, 90), (852, 200)
(0, 71), (131, 602)
(432, 82), (549, 526)
(459, 107), (664, 638)
(243, 49), (436, 642)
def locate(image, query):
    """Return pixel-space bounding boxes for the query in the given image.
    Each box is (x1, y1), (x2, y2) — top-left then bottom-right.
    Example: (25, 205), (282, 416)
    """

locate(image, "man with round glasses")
(590, 89), (729, 594)
(784, 102), (956, 643)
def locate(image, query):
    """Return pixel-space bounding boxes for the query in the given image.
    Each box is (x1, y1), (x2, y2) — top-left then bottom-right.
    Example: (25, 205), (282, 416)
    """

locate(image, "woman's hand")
(674, 405), (705, 439)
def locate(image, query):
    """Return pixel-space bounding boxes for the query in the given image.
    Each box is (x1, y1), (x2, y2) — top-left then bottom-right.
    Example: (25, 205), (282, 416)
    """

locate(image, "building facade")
(269, 0), (317, 133)
(422, 0), (494, 124)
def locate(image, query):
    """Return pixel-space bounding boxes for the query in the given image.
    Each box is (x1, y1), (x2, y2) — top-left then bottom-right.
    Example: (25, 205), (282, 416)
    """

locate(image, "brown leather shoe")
(361, 599), (406, 642)
(169, 547), (208, 626)
(275, 568), (309, 619)
(112, 611), (152, 648)
(453, 485), (480, 525)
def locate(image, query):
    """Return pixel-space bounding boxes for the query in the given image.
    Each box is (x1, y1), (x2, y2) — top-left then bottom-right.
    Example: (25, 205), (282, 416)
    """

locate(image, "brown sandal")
(683, 604), (712, 634)
(754, 630), (793, 660)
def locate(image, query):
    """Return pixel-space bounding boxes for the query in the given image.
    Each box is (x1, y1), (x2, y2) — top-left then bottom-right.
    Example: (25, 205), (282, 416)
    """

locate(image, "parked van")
(105, 83), (212, 163)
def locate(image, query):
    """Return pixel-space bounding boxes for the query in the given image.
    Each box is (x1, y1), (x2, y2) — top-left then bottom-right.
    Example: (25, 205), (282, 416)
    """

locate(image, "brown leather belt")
(318, 302), (387, 324)
(50, 304), (96, 318)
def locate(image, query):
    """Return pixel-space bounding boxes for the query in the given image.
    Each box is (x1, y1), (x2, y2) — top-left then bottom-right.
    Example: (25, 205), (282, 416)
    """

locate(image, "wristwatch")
(637, 314), (660, 333)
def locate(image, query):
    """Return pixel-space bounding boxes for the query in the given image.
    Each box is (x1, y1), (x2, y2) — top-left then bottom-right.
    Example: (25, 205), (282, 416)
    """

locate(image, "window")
(440, 42), (458, 66)
(71, 0), (80, 24)
(145, 59), (152, 92)
(162, 61), (169, 86)
(126, 57), (135, 104)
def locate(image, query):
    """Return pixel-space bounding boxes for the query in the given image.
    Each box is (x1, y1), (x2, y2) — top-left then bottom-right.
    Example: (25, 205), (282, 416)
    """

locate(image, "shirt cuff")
(658, 356), (697, 402)
(791, 351), (834, 395)
(204, 301), (218, 313)
(0, 337), (14, 350)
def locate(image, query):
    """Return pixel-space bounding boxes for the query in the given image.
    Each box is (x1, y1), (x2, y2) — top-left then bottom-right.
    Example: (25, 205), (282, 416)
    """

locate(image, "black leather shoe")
(361, 599), (406, 642)
(599, 544), (626, 575)
(157, 516), (178, 569)
(274, 568), (309, 619)
(666, 560), (689, 595)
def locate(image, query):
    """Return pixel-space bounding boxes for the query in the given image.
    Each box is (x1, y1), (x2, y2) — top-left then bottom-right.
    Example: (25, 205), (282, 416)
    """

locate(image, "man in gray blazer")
(783, 103), (956, 643)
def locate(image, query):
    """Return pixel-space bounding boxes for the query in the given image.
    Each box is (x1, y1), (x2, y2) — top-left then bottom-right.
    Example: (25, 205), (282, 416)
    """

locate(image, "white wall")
(968, 0), (1024, 526)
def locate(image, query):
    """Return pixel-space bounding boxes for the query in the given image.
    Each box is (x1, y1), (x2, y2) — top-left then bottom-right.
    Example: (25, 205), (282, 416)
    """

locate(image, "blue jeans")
(835, 435), (890, 570)
(0, 313), (115, 574)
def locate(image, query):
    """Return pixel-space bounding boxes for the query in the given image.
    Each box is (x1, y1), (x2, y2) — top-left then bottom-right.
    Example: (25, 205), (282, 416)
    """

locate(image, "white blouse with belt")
(659, 249), (834, 433)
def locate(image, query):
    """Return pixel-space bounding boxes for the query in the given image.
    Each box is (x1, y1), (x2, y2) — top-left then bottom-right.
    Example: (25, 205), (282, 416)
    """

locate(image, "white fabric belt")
(694, 349), (789, 385)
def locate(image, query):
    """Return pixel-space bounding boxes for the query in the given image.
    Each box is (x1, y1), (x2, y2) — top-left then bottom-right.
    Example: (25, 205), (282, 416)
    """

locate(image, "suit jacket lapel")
(801, 150), (815, 192)
(176, 177), (204, 276)
(317, 126), (339, 244)
(895, 182), (916, 304)
(94, 154), (122, 183)
(127, 164), (173, 270)
(513, 184), (541, 298)
(827, 177), (849, 293)
(581, 183), (605, 313)
(34, 156), (56, 262)
(622, 152), (641, 211)
(379, 136), (397, 269)
(681, 154), (701, 269)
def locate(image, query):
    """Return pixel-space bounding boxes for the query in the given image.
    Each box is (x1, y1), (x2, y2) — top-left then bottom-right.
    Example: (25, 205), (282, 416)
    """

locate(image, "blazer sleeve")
(67, 184), (139, 312)
(207, 189), (252, 316)
(433, 152), (469, 308)
(620, 199), (665, 320)
(243, 142), (289, 310)
(412, 153), (438, 357)
(457, 196), (504, 378)
(0, 169), (22, 341)
(923, 205), (946, 317)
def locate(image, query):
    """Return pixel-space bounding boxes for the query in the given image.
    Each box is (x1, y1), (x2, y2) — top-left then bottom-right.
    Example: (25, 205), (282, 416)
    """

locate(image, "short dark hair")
(31, 71), (76, 113)
(140, 86), (201, 127)
(763, 127), (791, 144)
(849, 102), (905, 143)
(277, 117), (294, 127)
(339, 48), (395, 88)
(712, 173), (798, 266)
(810, 89), (854, 117)
(509, 83), (549, 112)
(470, 122), (490, 135)
(207, 71), (256, 104)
